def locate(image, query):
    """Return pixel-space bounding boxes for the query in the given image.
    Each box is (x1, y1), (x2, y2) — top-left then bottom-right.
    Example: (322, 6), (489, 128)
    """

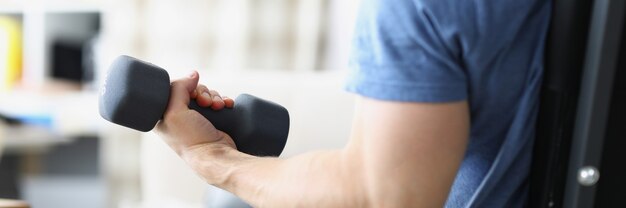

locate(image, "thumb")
(166, 71), (200, 113)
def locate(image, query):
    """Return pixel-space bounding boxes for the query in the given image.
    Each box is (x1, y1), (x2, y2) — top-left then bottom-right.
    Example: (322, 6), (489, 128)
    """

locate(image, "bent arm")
(183, 96), (469, 207)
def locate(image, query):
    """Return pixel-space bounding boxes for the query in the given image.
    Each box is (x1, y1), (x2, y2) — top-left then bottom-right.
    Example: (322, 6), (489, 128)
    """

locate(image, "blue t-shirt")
(346, 0), (551, 207)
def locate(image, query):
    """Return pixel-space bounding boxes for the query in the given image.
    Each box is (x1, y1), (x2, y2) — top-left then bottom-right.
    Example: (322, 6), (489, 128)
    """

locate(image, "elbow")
(357, 178), (449, 208)
(339, 151), (449, 208)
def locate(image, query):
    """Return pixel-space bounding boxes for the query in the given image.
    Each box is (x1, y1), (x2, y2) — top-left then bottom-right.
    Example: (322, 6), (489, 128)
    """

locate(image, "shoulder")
(348, 0), (472, 102)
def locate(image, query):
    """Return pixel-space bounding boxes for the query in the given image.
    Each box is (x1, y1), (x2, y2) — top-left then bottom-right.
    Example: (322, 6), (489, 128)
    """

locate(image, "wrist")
(181, 143), (243, 185)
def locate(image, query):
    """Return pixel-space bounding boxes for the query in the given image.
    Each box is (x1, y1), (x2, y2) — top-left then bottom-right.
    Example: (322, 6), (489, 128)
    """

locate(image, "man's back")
(346, 0), (552, 207)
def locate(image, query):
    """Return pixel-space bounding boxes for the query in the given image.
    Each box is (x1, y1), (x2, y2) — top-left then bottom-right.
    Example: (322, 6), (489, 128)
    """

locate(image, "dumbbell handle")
(187, 99), (240, 138)
(187, 94), (289, 156)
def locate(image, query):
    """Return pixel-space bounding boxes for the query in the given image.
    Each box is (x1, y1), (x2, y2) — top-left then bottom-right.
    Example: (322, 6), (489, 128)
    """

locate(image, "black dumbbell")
(99, 55), (290, 156)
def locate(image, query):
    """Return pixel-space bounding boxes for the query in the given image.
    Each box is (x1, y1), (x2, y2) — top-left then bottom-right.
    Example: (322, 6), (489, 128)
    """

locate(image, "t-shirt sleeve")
(346, 0), (468, 102)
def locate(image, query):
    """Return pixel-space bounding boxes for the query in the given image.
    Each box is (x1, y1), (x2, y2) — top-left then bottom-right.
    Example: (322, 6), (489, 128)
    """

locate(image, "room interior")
(0, 0), (360, 207)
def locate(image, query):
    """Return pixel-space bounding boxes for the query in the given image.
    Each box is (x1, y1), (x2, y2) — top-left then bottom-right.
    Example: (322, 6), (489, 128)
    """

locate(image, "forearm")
(182, 144), (366, 207)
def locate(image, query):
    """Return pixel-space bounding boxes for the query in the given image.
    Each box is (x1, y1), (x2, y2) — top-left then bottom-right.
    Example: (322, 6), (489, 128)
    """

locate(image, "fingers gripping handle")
(188, 94), (290, 156)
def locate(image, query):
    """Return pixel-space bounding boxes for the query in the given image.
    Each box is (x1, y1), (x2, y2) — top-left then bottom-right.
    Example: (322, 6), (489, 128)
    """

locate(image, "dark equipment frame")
(529, 0), (626, 207)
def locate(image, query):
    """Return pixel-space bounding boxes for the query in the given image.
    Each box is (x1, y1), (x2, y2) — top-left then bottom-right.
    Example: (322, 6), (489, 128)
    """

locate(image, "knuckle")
(209, 90), (221, 98)
(197, 85), (208, 92)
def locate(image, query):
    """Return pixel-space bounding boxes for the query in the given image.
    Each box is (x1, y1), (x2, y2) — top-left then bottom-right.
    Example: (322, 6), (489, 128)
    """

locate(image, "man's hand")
(155, 71), (236, 182)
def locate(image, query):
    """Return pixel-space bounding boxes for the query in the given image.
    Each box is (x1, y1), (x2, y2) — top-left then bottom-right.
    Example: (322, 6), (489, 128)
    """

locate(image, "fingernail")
(188, 71), (197, 78)
(201, 92), (211, 98)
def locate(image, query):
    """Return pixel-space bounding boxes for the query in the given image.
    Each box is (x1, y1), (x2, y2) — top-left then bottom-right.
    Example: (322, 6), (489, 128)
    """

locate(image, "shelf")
(0, 1), (102, 13)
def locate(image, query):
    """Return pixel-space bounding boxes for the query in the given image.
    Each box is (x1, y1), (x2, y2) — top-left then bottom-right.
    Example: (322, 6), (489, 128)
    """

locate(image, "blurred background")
(0, 0), (359, 207)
